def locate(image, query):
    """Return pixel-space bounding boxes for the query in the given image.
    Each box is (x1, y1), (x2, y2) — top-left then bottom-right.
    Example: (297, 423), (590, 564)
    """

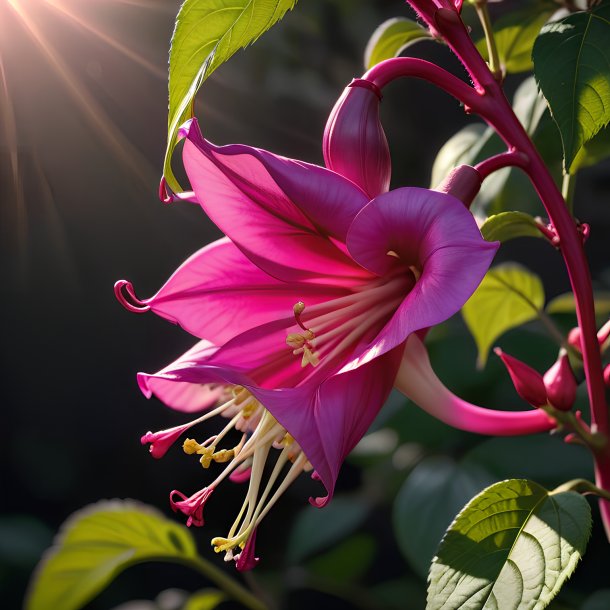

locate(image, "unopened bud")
(323, 78), (390, 198)
(434, 165), (482, 208)
(495, 348), (547, 407)
(567, 327), (582, 352)
(604, 364), (610, 387)
(543, 353), (576, 411)
(598, 319), (610, 345)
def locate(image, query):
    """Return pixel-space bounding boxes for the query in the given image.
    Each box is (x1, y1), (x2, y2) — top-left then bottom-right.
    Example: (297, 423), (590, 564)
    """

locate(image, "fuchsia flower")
(116, 114), (498, 566)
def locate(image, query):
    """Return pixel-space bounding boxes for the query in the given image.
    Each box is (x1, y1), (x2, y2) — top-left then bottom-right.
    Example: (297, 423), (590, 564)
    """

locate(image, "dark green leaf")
(476, 3), (556, 73)
(463, 435), (593, 485)
(393, 456), (494, 579)
(307, 534), (375, 584)
(427, 479), (592, 610)
(25, 500), (199, 610)
(288, 496), (369, 562)
(165, 0), (297, 192)
(364, 18), (431, 69)
(480, 211), (543, 242)
(533, 1), (610, 171)
(462, 263), (545, 367)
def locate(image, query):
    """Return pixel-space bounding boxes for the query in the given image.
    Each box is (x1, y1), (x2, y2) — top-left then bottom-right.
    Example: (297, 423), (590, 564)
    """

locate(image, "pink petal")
(345, 188), (498, 358)
(182, 119), (371, 285)
(139, 340), (225, 413)
(395, 335), (555, 435)
(120, 237), (352, 344)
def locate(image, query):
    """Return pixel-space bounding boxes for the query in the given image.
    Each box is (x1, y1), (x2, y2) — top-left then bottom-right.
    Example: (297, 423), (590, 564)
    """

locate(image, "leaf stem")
(552, 478), (610, 502)
(562, 172), (576, 216)
(474, 0), (502, 80)
(185, 557), (267, 610)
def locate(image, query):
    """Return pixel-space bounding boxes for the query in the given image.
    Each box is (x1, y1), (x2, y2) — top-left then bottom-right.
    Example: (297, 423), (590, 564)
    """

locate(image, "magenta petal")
(257, 346), (403, 504)
(235, 529), (260, 572)
(133, 237), (352, 344)
(346, 188), (498, 357)
(182, 119), (371, 285)
(139, 340), (225, 413)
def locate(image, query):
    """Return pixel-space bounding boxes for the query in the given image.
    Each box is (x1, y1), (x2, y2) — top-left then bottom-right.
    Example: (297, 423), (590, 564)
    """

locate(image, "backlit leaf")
(364, 18), (431, 69)
(533, 1), (610, 171)
(480, 211), (543, 243)
(462, 263), (545, 367)
(427, 479), (591, 610)
(165, 0), (297, 192)
(476, 2), (556, 73)
(547, 291), (610, 318)
(25, 500), (199, 610)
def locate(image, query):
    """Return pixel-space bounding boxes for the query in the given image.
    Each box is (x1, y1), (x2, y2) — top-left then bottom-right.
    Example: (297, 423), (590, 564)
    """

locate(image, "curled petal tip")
(114, 280), (150, 313)
(348, 77), (382, 100)
(159, 176), (173, 204)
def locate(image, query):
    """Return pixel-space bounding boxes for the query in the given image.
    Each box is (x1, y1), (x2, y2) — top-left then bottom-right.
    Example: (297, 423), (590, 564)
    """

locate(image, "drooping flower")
(117, 115), (497, 564)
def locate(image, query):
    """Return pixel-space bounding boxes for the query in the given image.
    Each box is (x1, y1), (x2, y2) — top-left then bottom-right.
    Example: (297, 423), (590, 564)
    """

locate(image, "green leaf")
(570, 123), (610, 171)
(393, 456), (495, 579)
(476, 3), (556, 73)
(164, 0), (297, 192)
(547, 291), (610, 318)
(183, 589), (226, 610)
(25, 500), (199, 610)
(480, 211), (543, 243)
(533, 1), (610, 172)
(463, 435), (593, 485)
(462, 263), (545, 367)
(287, 495), (369, 563)
(364, 17), (431, 69)
(427, 479), (592, 610)
(307, 534), (376, 584)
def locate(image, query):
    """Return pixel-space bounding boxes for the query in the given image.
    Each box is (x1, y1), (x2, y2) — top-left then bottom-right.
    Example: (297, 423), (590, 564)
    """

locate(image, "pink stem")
(406, 0), (610, 533)
(363, 58), (485, 113)
(474, 150), (529, 181)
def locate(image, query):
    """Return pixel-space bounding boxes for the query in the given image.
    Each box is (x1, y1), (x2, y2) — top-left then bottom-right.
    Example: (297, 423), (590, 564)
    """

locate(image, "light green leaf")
(480, 211), (543, 243)
(427, 479), (592, 610)
(164, 0), (297, 192)
(393, 456), (495, 579)
(547, 291), (610, 318)
(364, 17), (431, 69)
(183, 589), (226, 610)
(571, 123), (610, 171)
(533, 1), (610, 172)
(25, 500), (199, 610)
(287, 495), (369, 563)
(476, 3), (556, 73)
(462, 263), (545, 367)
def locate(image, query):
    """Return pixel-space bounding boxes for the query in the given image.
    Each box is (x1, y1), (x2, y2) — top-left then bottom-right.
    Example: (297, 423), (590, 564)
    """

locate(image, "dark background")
(2, 1), (610, 609)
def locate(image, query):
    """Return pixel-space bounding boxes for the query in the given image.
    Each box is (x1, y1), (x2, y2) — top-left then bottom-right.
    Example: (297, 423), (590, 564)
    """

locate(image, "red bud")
(543, 353), (577, 411)
(495, 348), (547, 407)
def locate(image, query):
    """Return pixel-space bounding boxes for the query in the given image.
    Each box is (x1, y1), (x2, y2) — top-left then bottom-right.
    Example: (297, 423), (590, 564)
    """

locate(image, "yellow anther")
(301, 345), (320, 367)
(286, 333), (305, 348)
(182, 438), (202, 455)
(211, 448), (234, 463)
(293, 301), (305, 315)
(211, 536), (231, 553)
(199, 446), (215, 468)
(241, 400), (257, 419)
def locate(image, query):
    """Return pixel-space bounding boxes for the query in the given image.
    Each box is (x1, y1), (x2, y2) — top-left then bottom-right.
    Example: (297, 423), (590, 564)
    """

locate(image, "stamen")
(287, 302), (319, 367)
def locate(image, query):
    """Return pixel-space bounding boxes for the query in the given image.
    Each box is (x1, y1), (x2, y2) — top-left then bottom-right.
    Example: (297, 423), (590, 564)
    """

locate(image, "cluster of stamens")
(143, 384), (311, 569)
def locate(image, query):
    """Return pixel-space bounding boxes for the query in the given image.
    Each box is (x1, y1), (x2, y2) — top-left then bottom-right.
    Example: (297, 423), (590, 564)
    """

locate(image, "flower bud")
(567, 327), (582, 352)
(323, 78), (390, 198)
(543, 353), (577, 411)
(434, 165), (482, 208)
(495, 348), (548, 407)
(604, 364), (610, 388)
